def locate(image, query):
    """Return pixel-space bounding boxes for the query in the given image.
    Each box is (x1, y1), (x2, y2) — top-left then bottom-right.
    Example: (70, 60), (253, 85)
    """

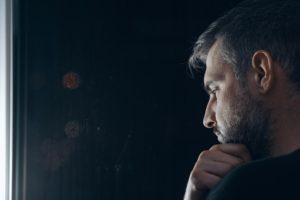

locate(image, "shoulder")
(207, 149), (300, 200)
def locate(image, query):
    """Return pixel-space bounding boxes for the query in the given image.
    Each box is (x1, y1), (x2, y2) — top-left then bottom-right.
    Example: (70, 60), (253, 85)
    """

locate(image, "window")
(0, 0), (13, 199)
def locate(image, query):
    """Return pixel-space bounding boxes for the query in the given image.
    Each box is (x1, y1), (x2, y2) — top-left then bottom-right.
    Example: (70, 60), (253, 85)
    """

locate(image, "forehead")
(204, 40), (227, 83)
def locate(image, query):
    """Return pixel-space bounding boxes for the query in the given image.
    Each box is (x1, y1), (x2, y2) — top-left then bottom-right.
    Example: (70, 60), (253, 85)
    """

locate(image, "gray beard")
(223, 91), (274, 160)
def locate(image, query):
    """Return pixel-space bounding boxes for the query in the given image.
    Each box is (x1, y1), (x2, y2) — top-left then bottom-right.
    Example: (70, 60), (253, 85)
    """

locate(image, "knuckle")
(198, 150), (209, 160)
(209, 144), (220, 151)
(190, 171), (211, 190)
(190, 168), (203, 180)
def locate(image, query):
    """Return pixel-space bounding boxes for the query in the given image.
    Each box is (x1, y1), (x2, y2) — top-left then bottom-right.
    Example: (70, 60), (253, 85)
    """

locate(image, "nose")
(203, 101), (216, 129)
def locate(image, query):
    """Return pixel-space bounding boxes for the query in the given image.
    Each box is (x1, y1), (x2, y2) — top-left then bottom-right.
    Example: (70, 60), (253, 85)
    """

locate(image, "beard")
(218, 89), (274, 160)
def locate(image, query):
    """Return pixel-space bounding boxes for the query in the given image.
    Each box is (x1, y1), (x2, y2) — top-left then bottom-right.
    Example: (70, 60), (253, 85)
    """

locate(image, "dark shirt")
(207, 149), (300, 200)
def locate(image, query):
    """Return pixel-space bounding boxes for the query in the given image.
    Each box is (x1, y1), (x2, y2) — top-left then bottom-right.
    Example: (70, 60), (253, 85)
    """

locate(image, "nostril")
(205, 120), (216, 128)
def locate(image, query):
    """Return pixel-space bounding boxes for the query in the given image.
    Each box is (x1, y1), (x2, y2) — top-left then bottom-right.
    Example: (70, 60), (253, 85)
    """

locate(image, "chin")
(217, 135), (226, 144)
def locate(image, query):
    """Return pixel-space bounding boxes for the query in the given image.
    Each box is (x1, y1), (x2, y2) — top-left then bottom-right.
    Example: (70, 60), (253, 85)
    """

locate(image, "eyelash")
(209, 89), (217, 96)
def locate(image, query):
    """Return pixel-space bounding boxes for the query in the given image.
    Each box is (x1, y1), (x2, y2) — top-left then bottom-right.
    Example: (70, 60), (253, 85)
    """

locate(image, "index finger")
(209, 144), (251, 162)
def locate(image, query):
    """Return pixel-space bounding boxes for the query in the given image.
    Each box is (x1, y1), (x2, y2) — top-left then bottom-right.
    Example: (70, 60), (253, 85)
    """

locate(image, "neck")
(271, 99), (300, 157)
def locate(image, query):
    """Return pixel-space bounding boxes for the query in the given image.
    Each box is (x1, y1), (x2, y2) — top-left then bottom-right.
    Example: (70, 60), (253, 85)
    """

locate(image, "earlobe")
(251, 50), (274, 94)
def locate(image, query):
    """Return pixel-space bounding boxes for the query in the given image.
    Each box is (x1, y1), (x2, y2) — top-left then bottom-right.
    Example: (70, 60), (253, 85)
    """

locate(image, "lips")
(213, 129), (221, 137)
(213, 130), (224, 143)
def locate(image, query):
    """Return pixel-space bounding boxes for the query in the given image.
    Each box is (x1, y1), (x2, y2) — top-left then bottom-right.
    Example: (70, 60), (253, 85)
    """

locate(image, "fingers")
(197, 158), (236, 177)
(190, 170), (221, 190)
(184, 172), (220, 200)
(199, 149), (244, 167)
(200, 172), (221, 189)
(187, 144), (251, 193)
(209, 144), (252, 162)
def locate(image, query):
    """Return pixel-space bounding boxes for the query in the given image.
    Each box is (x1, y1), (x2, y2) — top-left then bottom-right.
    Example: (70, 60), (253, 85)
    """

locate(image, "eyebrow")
(203, 80), (217, 94)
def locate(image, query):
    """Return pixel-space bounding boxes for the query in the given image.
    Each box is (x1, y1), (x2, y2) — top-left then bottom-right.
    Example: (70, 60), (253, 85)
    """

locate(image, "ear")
(251, 50), (274, 94)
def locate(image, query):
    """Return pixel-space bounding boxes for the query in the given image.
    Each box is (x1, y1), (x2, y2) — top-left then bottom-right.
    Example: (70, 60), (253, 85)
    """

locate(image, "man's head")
(190, 0), (300, 85)
(190, 0), (300, 159)
(203, 39), (273, 159)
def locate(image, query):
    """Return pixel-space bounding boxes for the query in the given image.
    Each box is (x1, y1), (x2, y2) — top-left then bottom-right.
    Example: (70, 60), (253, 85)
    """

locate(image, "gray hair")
(189, 0), (300, 86)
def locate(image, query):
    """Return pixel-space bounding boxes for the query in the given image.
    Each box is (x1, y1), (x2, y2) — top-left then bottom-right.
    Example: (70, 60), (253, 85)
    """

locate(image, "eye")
(209, 88), (218, 97)
(211, 89), (217, 94)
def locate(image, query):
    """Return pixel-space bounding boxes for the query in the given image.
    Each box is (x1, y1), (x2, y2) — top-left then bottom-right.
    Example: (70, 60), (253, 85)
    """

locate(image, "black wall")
(14, 0), (242, 199)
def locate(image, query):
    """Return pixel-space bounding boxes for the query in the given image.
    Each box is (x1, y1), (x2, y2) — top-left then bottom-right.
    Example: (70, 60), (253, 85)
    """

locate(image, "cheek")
(215, 93), (235, 127)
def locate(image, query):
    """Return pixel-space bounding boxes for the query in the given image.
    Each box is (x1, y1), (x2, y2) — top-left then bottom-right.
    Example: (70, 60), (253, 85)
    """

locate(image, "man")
(184, 0), (300, 199)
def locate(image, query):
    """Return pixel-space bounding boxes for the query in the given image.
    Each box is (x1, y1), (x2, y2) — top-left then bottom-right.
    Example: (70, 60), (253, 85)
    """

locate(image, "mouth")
(213, 130), (221, 137)
(213, 130), (224, 143)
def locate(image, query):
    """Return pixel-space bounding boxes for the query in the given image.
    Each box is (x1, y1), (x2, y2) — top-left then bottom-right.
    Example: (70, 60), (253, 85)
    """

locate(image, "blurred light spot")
(62, 72), (81, 90)
(96, 124), (106, 135)
(64, 120), (80, 138)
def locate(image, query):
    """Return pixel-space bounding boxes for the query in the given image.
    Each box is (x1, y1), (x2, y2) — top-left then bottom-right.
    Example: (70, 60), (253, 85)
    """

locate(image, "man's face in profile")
(203, 40), (272, 159)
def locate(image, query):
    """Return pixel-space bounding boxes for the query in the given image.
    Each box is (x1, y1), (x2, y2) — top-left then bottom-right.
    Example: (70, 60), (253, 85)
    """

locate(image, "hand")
(183, 144), (251, 200)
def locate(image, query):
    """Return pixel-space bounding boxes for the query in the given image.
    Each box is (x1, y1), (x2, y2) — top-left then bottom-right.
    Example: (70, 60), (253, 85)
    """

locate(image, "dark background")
(14, 0), (242, 199)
